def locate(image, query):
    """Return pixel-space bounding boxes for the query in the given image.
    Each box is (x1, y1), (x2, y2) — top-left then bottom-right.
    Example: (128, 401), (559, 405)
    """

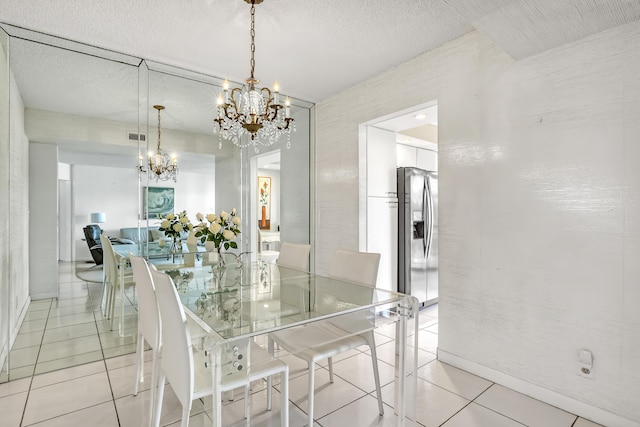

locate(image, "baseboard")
(438, 349), (638, 427)
(10, 296), (31, 346)
(0, 296), (32, 378)
(30, 291), (58, 300)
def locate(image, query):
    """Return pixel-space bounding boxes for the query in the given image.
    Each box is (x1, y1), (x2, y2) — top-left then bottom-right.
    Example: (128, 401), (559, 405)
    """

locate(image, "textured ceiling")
(2, 0), (639, 103)
(0, 0), (470, 103)
(443, 0), (640, 60)
(3, 0), (639, 104)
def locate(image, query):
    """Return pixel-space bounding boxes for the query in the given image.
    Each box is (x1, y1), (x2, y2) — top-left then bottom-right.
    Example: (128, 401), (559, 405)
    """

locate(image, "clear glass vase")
(170, 236), (180, 253)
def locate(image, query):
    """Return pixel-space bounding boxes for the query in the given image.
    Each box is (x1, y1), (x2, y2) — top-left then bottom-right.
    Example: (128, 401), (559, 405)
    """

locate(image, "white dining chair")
(100, 234), (135, 331)
(268, 249), (383, 426)
(276, 242), (311, 271)
(150, 268), (290, 427)
(129, 255), (161, 426)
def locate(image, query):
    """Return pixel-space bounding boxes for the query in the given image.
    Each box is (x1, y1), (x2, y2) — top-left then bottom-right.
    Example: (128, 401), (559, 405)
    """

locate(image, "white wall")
(280, 109), (311, 247)
(0, 28), (9, 376)
(72, 164), (139, 260)
(29, 142), (58, 299)
(73, 165), (216, 261)
(9, 71), (30, 337)
(315, 25), (640, 426)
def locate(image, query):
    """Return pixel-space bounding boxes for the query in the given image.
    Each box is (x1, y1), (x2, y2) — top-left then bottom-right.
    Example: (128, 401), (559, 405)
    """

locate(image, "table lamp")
(90, 212), (106, 225)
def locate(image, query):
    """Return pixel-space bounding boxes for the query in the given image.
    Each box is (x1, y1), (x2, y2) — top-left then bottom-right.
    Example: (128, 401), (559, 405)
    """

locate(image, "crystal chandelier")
(138, 105), (178, 182)
(214, 0), (295, 150)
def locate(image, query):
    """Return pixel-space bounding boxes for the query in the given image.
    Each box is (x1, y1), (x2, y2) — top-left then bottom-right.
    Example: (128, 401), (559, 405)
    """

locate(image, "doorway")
(359, 101), (438, 302)
(250, 150), (281, 260)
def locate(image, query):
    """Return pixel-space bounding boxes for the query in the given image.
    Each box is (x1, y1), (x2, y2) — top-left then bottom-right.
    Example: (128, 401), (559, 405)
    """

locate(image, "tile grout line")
(77, 265), (123, 427)
(18, 299), (52, 427)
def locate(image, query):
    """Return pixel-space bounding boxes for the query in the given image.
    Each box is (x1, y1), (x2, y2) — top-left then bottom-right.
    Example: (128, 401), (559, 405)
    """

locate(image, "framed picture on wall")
(258, 176), (271, 230)
(144, 186), (174, 219)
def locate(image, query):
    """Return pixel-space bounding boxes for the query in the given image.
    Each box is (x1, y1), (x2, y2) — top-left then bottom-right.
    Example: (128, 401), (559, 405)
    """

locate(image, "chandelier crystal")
(138, 105), (178, 182)
(214, 0), (295, 150)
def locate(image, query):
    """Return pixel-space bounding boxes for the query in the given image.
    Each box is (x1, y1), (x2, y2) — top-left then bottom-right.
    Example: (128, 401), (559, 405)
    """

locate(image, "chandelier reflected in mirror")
(214, 0), (295, 150)
(138, 105), (178, 182)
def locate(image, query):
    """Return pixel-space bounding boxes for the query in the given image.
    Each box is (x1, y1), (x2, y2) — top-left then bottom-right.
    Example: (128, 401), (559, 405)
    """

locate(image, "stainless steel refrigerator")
(397, 167), (438, 306)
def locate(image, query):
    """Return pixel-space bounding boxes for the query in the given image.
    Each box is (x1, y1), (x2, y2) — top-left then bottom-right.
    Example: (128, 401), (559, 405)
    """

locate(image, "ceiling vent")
(127, 132), (146, 142)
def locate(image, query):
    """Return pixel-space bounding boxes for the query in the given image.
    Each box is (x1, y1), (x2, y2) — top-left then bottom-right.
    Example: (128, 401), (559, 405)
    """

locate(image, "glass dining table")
(113, 243), (420, 426)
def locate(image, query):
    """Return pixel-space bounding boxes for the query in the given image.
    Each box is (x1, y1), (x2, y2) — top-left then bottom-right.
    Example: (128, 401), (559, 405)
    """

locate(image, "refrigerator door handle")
(422, 179), (427, 256)
(426, 176), (433, 258)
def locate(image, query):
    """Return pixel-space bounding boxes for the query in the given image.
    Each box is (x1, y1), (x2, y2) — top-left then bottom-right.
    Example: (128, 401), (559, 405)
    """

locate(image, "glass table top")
(163, 262), (403, 341)
(112, 241), (210, 258)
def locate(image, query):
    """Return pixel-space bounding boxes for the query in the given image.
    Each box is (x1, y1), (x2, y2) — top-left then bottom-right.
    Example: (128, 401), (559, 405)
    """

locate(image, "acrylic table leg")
(395, 296), (419, 426)
(119, 257), (126, 337)
(209, 346), (222, 427)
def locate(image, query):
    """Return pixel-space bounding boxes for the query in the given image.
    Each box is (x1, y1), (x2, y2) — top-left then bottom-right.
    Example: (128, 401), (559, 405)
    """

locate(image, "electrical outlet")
(579, 366), (593, 378)
(578, 349), (594, 379)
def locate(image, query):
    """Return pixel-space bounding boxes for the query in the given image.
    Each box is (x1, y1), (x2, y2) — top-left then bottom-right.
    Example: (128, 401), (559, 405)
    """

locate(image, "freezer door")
(425, 173), (438, 304)
(408, 170), (428, 304)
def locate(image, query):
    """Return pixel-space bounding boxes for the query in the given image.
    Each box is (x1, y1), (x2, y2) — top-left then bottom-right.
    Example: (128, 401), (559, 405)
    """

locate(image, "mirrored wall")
(0, 23), (313, 382)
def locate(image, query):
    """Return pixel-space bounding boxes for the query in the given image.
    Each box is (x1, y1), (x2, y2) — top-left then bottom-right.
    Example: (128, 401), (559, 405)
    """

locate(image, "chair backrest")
(323, 249), (380, 334)
(129, 255), (161, 350)
(150, 268), (194, 408)
(84, 224), (101, 247)
(100, 234), (118, 285)
(277, 242), (311, 271)
(329, 249), (381, 288)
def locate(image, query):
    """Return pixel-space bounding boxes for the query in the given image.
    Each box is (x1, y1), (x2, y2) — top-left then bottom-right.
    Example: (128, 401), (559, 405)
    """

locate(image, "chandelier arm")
(276, 118), (293, 131)
(222, 103), (240, 122)
(260, 87), (273, 109)
(228, 87), (243, 118)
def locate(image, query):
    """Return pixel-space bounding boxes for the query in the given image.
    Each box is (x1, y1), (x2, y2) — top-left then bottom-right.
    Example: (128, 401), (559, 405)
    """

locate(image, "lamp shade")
(90, 212), (106, 224)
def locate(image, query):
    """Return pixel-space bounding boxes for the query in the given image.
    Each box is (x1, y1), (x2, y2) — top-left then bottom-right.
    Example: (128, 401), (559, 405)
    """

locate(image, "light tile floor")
(0, 262), (606, 426)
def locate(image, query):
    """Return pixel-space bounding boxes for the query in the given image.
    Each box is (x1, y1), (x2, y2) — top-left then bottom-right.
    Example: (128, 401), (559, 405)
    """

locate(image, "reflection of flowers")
(165, 269), (194, 292)
(194, 291), (240, 324)
(259, 262), (270, 291)
(222, 297), (240, 322)
(158, 210), (193, 240)
(194, 209), (241, 250)
(259, 180), (269, 206)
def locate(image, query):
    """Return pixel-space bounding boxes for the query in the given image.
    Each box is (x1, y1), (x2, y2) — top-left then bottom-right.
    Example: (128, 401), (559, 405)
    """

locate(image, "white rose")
(173, 223), (183, 232)
(220, 211), (229, 220)
(231, 208), (237, 215)
(180, 216), (189, 224)
(158, 239), (166, 247)
(209, 223), (221, 234)
(196, 212), (203, 221)
(206, 213), (216, 223)
(166, 213), (175, 220)
(161, 220), (170, 229)
(187, 223), (194, 231)
(232, 217), (241, 226)
(222, 229), (235, 240)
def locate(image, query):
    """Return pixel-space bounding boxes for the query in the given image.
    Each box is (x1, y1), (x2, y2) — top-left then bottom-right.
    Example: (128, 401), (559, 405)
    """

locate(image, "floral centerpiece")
(194, 208), (241, 265)
(158, 210), (193, 252)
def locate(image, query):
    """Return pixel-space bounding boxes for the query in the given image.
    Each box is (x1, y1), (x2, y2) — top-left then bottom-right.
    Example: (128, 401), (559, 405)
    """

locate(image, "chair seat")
(191, 342), (288, 399)
(270, 322), (369, 363)
(258, 250), (279, 263)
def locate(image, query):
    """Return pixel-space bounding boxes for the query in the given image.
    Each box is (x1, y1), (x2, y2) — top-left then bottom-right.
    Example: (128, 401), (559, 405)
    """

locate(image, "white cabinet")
(366, 196), (397, 293)
(417, 148), (437, 171)
(396, 144), (417, 167)
(367, 127), (397, 197)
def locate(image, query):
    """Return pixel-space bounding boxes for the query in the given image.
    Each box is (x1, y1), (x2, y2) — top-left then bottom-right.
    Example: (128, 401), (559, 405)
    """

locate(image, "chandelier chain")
(156, 106), (162, 152)
(250, 2), (256, 80)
